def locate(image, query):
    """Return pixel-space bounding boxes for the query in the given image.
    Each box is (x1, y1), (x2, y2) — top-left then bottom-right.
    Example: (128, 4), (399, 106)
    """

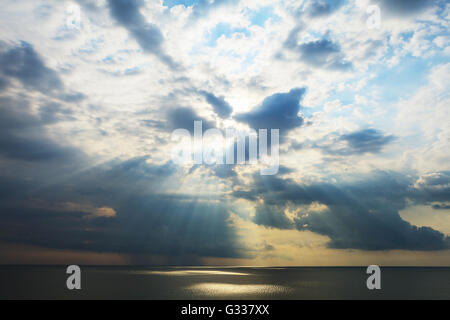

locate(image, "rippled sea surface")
(0, 266), (449, 300)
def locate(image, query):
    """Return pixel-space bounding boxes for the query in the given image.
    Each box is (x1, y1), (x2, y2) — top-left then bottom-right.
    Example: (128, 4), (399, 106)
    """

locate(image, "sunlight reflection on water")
(185, 283), (291, 296)
(131, 270), (251, 276)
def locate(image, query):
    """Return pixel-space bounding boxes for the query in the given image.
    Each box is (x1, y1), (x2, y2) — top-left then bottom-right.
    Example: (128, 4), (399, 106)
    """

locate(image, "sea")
(0, 266), (448, 300)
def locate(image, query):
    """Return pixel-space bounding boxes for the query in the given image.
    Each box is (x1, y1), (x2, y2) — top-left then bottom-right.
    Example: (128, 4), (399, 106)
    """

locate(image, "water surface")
(0, 266), (448, 300)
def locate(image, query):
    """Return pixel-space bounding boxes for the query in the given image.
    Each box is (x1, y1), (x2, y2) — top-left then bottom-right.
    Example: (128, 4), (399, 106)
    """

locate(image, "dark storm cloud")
(1, 52), (238, 256)
(0, 42), (84, 162)
(199, 90), (233, 119)
(432, 204), (450, 210)
(413, 172), (450, 203)
(59, 92), (86, 103)
(283, 26), (303, 50)
(0, 156), (249, 259)
(283, 31), (352, 71)
(212, 165), (236, 179)
(234, 172), (450, 251)
(166, 106), (215, 133)
(294, 206), (448, 251)
(253, 204), (294, 230)
(372, 0), (435, 16)
(0, 42), (85, 102)
(0, 76), (9, 91)
(313, 129), (396, 156)
(0, 197), (246, 258)
(0, 132), (74, 162)
(0, 97), (78, 161)
(341, 129), (395, 153)
(235, 88), (305, 133)
(107, 0), (179, 69)
(306, 0), (344, 18)
(297, 39), (352, 71)
(187, 164), (238, 187)
(0, 42), (63, 94)
(277, 166), (295, 175)
(111, 197), (243, 257)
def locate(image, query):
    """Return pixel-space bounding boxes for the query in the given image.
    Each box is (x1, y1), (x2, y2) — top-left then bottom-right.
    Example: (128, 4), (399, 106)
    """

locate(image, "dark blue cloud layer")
(0, 41), (63, 94)
(0, 42), (86, 162)
(0, 156), (248, 260)
(413, 172), (450, 203)
(309, 129), (396, 156)
(235, 88), (305, 133)
(297, 39), (353, 71)
(283, 28), (353, 71)
(341, 129), (395, 154)
(199, 90), (233, 119)
(108, 0), (179, 69)
(253, 204), (294, 230)
(166, 106), (214, 133)
(0, 42), (84, 102)
(373, 0), (435, 16)
(306, 0), (344, 18)
(235, 172), (450, 251)
(0, 40), (245, 260)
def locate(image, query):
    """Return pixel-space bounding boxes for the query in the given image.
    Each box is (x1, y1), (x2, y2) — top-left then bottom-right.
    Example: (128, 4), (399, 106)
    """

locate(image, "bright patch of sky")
(206, 23), (250, 47)
(248, 6), (280, 27)
(163, 0), (199, 9)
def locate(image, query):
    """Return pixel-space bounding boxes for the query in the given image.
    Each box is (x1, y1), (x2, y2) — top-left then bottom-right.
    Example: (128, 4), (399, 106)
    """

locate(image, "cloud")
(253, 204), (294, 230)
(211, 164), (236, 179)
(415, 172), (450, 191)
(0, 42), (85, 102)
(0, 0), (448, 265)
(283, 26), (303, 50)
(305, 129), (395, 156)
(342, 129), (394, 151)
(235, 88), (305, 133)
(0, 42), (84, 163)
(432, 204), (450, 210)
(107, 0), (179, 69)
(284, 31), (353, 71)
(199, 90), (233, 118)
(306, 0), (344, 18)
(0, 97), (79, 162)
(90, 207), (117, 219)
(0, 41), (63, 94)
(0, 156), (248, 259)
(106, 156), (178, 178)
(413, 172), (450, 203)
(76, 0), (103, 12)
(372, 0), (436, 16)
(189, 0), (238, 20)
(0, 76), (8, 91)
(295, 206), (449, 251)
(234, 172), (450, 250)
(166, 106), (215, 133)
(337, 129), (395, 154)
(297, 39), (353, 71)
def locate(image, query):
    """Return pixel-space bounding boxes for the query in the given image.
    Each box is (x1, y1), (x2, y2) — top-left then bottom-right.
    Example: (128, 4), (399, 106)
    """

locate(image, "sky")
(0, 0), (449, 266)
